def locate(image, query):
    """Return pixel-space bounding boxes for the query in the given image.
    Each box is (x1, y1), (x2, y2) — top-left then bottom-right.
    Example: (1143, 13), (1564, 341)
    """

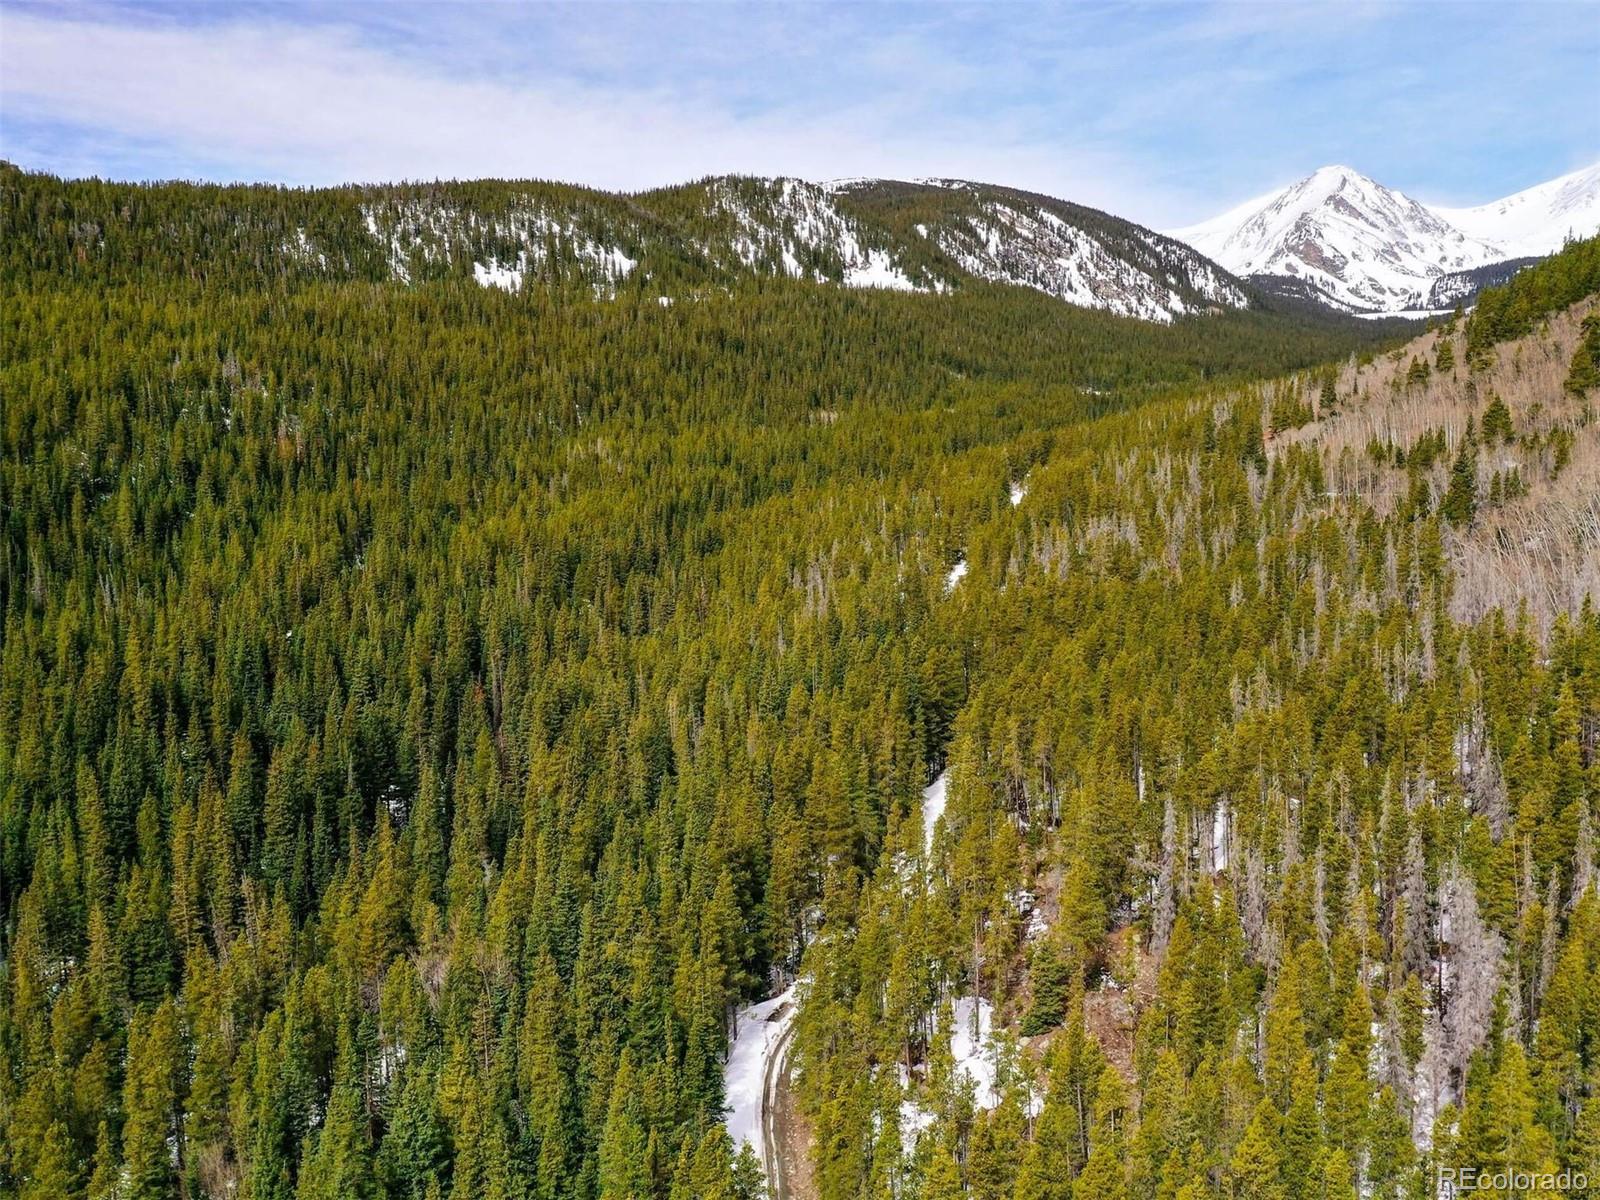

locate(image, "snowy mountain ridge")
(1432, 162), (1600, 259)
(338, 173), (1258, 323)
(831, 176), (1251, 321)
(1171, 162), (1600, 314)
(884, 179), (1248, 321)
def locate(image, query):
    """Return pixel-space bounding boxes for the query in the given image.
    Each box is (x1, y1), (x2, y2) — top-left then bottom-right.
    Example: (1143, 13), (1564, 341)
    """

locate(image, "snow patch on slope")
(283, 228), (326, 269)
(944, 558), (969, 593)
(846, 246), (922, 291)
(922, 770), (949, 857)
(899, 994), (1003, 1144)
(362, 198), (637, 292)
(706, 178), (931, 292)
(899, 1089), (937, 1142)
(949, 995), (999, 1107)
(1212, 802), (1230, 872)
(473, 258), (525, 291)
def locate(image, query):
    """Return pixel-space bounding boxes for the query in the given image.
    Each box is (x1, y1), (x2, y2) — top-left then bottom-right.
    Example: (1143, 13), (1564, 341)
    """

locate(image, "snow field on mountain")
(1432, 163), (1600, 259)
(334, 173), (1269, 321)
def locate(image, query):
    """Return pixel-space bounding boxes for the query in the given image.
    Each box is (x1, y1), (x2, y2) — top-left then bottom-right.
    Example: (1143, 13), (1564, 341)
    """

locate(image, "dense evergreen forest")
(2, 162), (1598, 1200)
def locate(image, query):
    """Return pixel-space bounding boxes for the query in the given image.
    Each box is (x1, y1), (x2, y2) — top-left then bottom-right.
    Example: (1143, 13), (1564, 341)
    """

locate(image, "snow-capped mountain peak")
(1171, 165), (1501, 313)
(1172, 161), (1600, 314)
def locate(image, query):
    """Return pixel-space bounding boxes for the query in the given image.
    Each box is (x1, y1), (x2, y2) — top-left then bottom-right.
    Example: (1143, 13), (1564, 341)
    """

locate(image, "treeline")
(1, 160), (1417, 365)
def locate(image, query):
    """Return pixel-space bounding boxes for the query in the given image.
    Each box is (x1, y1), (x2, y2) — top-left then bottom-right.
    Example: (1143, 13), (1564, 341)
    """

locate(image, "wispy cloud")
(0, 5), (1177, 215)
(1, 1), (1596, 227)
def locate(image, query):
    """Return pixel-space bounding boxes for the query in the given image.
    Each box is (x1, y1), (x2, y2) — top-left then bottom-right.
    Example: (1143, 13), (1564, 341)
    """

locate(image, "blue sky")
(1, 0), (1596, 227)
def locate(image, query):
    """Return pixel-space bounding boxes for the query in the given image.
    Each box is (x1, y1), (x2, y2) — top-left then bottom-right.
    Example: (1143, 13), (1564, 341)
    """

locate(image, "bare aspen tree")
(1572, 803), (1597, 908)
(1152, 795), (1177, 954)
(1401, 833), (1431, 982)
(1469, 743), (1509, 841)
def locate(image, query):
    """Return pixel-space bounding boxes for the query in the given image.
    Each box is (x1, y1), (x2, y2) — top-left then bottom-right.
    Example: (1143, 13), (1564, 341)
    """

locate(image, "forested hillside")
(786, 238), (1600, 1200)
(1, 162), (1596, 1200)
(0, 161), (1424, 332)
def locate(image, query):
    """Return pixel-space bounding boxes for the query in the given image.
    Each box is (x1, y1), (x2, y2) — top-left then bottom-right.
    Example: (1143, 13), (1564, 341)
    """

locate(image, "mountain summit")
(1172, 162), (1600, 313)
(1171, 165), (1499, 313)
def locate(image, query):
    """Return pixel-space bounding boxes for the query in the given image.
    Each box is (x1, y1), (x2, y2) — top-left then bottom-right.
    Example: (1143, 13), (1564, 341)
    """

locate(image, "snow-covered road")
(725, 983), (798, 1163)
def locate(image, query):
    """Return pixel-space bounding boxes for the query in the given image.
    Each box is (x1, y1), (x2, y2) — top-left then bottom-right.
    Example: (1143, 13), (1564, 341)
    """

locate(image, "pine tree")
(380, 1066), (449, 1198)
(1481, 395), (1513, 443)
(297, 1080), (374, 1200)
(16, 1118), (78, 1200)
(1229, 1101), (1285, 1200)
(599, 1054), (652, 1200)
(1315, 1147), (1358, 1200)
(1565, 312), (1600, 393)
(121, 1000), (185, 1200)
(912, 1135), (958, 1200)
(1365, 1086), (1416, 1200)
(731, 1143), (766, 1200)
(1072, 1067), (1130, 1200)
(1279, 1054), (1323, 1197)
(1442, 428), (1479, 526)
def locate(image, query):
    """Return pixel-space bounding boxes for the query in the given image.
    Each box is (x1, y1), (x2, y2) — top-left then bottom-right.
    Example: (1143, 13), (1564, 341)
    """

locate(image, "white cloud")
(6, 5), (1591, 229)
(0, 8), (1184, 221)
